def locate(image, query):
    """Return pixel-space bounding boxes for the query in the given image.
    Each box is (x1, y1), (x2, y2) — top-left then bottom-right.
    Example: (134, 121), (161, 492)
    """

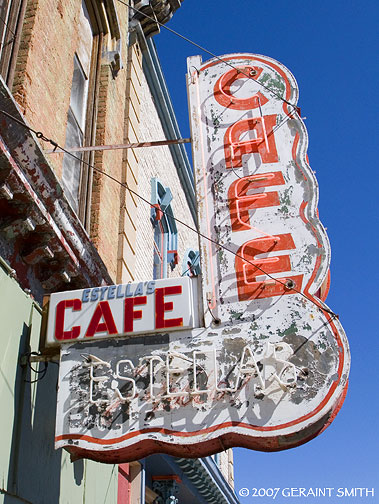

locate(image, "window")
(151, 178), (178, 279)
(62, 55), (89, 212)
(62, 0), (97, 223)
(0, 0), (26, 87)
(61, 0), (122, 228)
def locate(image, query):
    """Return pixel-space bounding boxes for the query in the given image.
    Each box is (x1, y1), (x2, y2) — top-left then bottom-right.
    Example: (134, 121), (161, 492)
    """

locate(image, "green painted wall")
(0, 260), (118, 504)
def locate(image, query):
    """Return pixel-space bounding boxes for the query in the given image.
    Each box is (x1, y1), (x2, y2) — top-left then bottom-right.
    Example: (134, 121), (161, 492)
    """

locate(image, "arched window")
(151, 178), (178, 279)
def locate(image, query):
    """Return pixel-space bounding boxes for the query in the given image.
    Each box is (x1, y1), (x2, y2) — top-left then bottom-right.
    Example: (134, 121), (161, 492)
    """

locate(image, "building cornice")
(130, 0), (183, 39)
(0, 79), (113, 302)
(163, 455), (240, 504)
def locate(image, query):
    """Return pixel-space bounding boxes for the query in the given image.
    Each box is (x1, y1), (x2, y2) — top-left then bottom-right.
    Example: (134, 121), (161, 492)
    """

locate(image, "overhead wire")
(120, 0), (305, 150)
(0, 15), (16, 48)
(114, 3), (337, 317)
(0, 14), (16, 37)
(118, 0), (303, 192)
(0, 109), (337, 318)
(118, 0), (298, 112)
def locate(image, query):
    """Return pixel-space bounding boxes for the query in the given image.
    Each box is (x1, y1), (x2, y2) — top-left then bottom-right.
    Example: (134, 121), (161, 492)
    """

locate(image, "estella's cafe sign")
(46, 53), (350, 463)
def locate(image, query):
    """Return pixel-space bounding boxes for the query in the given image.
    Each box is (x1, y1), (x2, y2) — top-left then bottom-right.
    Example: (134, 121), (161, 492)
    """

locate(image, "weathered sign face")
(185, 53), (350, 450)
(46, 277), (196, 346)
(54, 53), (350, 462)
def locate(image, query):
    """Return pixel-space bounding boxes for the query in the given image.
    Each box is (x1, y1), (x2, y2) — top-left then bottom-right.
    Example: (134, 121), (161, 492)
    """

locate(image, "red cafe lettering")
(46, 277), (195, 345)
(191, 56), (309, 308)
(220, 67), (303, 300)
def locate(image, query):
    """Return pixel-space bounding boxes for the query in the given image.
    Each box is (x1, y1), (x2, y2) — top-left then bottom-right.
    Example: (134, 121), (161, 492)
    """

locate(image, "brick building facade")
(0, 0), (237, 502)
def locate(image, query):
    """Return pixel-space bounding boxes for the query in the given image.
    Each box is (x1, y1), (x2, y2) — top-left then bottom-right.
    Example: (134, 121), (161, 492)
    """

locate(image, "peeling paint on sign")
(55, 53), (350, 462)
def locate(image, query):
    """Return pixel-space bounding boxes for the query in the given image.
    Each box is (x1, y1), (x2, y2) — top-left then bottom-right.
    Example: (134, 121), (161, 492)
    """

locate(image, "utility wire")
(0, 109), (337, 318)
(0, 15), (15, 48)
(119, 0), (298, 111)
(0, 14), (16, 37)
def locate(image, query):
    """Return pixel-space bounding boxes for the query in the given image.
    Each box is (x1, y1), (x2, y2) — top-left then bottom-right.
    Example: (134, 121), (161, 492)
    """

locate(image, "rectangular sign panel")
(45, 277), (196, 347)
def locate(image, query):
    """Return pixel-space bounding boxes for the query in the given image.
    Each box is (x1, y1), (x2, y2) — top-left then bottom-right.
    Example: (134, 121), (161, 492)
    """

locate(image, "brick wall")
(133, 68), (198, 281)
(90, 56), (128, 280)
(11, 0), (131, 280)
(9, 0), (196, 284)
(116, 42), (142, 284)
(116, 38), (198, 284)
(12, 0), (79, 178)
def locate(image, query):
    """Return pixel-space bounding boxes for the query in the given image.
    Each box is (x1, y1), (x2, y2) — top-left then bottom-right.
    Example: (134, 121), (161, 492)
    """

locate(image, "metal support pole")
(46, 138), (191, 154)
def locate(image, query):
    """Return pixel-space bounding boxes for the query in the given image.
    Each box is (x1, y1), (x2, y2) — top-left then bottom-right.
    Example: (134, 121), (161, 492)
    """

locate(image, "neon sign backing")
(54, 53), (350, 462)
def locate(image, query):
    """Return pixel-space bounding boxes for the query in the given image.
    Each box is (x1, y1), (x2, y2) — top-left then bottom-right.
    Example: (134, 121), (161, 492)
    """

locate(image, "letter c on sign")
(55, 299), (82, 341)
(214, 66), (268, 110)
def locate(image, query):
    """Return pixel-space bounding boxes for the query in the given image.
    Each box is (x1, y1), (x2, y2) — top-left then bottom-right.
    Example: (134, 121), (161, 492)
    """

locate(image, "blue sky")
(154, 1), (379, 502)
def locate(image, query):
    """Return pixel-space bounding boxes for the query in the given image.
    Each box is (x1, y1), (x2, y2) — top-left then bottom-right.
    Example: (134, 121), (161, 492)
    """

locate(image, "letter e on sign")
(235, 234), (303, 300)
(155, 286), (184, 329)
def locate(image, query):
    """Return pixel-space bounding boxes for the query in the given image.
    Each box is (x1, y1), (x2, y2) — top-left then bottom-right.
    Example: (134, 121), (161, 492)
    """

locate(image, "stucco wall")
(0, 263), (118, 504)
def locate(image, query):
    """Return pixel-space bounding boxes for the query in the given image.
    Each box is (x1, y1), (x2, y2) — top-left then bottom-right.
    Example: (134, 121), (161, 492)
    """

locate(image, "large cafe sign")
(47, 53), (350, 463)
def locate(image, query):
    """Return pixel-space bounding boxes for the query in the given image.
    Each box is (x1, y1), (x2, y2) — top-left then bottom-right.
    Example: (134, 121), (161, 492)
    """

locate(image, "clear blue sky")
(154, 1), (379, 502)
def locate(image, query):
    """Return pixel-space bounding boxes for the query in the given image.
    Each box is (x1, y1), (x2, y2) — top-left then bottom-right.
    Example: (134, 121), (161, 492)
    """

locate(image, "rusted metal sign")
(54, 53), (350, 462)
